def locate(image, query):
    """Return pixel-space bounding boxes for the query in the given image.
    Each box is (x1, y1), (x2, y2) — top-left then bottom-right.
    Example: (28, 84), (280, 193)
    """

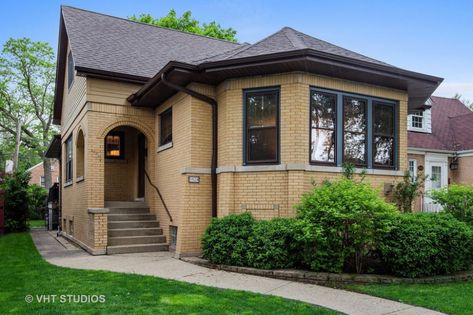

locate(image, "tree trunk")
(43, 157), (52, 189)
(12, 120), (22, 170)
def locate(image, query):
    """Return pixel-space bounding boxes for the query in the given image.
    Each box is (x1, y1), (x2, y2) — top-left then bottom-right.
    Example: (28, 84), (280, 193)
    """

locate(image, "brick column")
(88, 208), (109, 255)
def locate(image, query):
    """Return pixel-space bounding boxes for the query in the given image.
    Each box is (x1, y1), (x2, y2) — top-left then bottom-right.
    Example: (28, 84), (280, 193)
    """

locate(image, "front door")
(424, 154), (448, 212)
(137, 133), (146, 199)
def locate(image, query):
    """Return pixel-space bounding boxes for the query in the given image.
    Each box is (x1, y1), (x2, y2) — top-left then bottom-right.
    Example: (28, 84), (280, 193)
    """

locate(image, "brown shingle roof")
(408, 96), (473, 151)
(61, 6), (241, 79)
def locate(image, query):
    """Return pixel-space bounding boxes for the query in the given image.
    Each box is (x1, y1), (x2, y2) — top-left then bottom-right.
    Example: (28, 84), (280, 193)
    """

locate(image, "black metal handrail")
(144, 169), (173, 222)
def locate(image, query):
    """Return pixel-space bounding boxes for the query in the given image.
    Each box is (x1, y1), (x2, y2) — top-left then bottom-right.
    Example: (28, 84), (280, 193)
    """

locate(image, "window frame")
(309, 86), (398, 170)
(67, 51), (75, 89)
(309, 90), (337, 165)
(372, 101), (396, 169)
(408, 159), (417, 180)
(243, 87), (280, 165)
(104, 131), (125, 160)
(342, 95), (368, 167)
(159, 108), (173, 147)
(410, 110), (424, 129)
(65, 135), (73, 183)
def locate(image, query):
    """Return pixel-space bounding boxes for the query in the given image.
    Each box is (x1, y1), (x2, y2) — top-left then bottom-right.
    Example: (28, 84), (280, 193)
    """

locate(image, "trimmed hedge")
(202, 213), (302, 269)
(430, 184), (473, 225)
(378, 213), (473, 277)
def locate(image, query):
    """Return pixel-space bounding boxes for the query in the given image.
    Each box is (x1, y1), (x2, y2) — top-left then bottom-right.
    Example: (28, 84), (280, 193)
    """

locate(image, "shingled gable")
(53, 6), (241, 124)
(409, 96), (473, 152)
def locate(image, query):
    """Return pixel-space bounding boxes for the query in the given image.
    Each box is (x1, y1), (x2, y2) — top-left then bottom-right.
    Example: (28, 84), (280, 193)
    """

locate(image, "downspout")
(160, 72), (218, 218)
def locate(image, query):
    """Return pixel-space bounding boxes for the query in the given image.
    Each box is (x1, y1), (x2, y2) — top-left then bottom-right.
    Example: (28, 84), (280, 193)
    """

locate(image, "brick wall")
(28, 160), (60, 188)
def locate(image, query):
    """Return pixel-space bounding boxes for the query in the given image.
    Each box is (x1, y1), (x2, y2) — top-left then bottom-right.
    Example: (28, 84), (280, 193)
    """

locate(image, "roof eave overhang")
(129, 49), (443, 109)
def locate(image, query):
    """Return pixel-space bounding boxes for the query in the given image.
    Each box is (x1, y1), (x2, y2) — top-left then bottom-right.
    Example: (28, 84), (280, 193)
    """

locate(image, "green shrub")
(378, 213), (473, 277)
(201, 213), (255, 266)
(392, 171), (426, 213)
(1, 171), (30, 233)
(247, 218), (302, 269)
(27, 184), (47, 220)
(296, 179), (397, 273)
(431, 184), (473, 225)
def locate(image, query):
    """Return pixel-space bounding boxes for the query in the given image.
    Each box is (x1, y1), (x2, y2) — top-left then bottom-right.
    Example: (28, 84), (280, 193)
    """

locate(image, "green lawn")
(0, 233), (338, 315)
(28, 220), (45, 228)
(348, 282), (473, 315)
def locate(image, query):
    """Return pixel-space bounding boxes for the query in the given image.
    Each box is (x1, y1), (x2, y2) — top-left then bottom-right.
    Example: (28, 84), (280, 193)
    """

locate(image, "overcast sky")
(2, 0), (472, 100)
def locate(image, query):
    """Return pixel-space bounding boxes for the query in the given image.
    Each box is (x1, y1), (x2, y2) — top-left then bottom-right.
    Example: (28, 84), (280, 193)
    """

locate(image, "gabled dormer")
(407, 98), (432, 133)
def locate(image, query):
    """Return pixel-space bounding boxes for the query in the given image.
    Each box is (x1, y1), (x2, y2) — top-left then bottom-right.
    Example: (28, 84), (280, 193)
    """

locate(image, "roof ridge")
(61, 5), (242, 46)
(286, 27), (394, 67)
(193, 43), (251, 63)
(281, 27), (306, 49)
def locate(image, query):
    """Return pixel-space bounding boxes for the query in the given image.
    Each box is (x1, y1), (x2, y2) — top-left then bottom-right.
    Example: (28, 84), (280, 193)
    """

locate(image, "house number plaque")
(188, 176), (200, 184)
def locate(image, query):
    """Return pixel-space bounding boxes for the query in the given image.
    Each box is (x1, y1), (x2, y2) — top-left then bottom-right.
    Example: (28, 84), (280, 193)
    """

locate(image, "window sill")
(64, 181), (73, 188)
(157, 142), (173, 153)
(76, 176), (84, 183)
(105, 158), (127, 164)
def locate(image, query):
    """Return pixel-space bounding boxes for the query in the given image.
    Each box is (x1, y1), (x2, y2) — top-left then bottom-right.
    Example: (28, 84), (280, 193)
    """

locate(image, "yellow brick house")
(47, 6), (442, 256)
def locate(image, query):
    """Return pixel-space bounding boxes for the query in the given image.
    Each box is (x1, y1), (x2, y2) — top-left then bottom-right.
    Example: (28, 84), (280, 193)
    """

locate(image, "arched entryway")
(103, 126), (149, 202)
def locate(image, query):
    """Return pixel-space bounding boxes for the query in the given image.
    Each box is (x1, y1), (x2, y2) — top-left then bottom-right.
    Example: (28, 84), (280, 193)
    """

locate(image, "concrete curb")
(181, 257), (473, 285)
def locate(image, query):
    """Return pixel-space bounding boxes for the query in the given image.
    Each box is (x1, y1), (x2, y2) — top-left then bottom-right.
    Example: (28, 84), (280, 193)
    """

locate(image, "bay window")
(310, 87), (398, 170)
(244, 88), (279, 164)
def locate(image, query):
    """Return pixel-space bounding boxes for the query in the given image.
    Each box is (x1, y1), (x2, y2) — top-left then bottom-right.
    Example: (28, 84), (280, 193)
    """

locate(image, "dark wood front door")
(137, 133), (145, 198)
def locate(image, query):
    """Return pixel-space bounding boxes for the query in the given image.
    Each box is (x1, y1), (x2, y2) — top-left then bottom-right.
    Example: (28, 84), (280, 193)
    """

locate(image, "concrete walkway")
(31, 229), (443, 315)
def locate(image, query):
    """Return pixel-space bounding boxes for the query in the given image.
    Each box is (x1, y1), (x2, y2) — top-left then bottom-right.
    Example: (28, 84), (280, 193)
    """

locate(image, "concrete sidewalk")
(31, 229), (443, 315)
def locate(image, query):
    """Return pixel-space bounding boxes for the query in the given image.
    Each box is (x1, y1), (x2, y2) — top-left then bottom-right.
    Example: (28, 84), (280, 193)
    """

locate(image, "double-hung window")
(310, 91), (337, 163)
(65, 136), (73, 183)
(105, 132), (125, 159)
(244, 88), (279, 164)
(160, 108), (173, 146)
(343, 96), (367, 166)
(373, 102), (395, 168)
(411, 111), (423, 129)
(310, 87), (398, 169)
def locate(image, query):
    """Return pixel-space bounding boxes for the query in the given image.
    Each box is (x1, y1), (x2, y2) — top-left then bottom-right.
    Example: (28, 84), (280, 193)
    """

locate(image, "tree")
(0, 38), (56, 187)
(129, 9), (238, 42)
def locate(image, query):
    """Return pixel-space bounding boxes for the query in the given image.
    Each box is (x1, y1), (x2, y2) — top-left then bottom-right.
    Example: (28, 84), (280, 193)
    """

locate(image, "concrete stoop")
(106, 201), (169, 254)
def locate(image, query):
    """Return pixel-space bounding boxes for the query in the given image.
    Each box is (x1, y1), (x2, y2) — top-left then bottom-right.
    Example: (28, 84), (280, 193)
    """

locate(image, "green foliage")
(1, 171), (30, 232)
(393, 171), (426, 212)
(296, 179), (397, 273)
(201, 213), (255, 266)
(378, 213), (473, 277)
(247, 218), (303, 269)
(202, 214), (303, 269)
(27, 184), (47, 220)
(129, 9), (238, 42)
(430, 184), (473, 225)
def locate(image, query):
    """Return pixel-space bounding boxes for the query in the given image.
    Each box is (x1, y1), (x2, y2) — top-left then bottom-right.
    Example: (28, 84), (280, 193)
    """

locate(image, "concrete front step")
(106, 201), (147, 208)
(108, 235), (166, 246)
(108, 207), (150, 214)
(107, 243), (169, 254)
(108, 220), (160, 229)
(108, 214), (156, 221)
(108, 227), (163, 237)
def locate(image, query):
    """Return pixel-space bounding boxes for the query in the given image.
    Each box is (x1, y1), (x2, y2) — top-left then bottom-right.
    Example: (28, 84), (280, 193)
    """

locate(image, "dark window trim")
(159, 107), (173, 146)
(67, 51), (75, 90)
(243, 86), (280, 165)
(342, 95), (368, 167)
(372, 101), (397, 169)
(310, 86), (399, 170)
(65, 135), (73, 183)
(105, 131), (125, 160)
(309, 89), (337, 166)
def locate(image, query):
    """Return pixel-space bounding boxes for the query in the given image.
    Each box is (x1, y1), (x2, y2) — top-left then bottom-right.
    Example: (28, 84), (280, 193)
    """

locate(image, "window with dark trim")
(343, 96), (367, 166)
(160, 108), (173, 146)
(309, 87), (398, 170)
(310, 91), (337, 164)
(65, 136), (73, 183)
(373, 102), (395, 167)
(67, 51), (74, 89)
(244, 88), (280, 164)
(105, 131), (125, 159)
